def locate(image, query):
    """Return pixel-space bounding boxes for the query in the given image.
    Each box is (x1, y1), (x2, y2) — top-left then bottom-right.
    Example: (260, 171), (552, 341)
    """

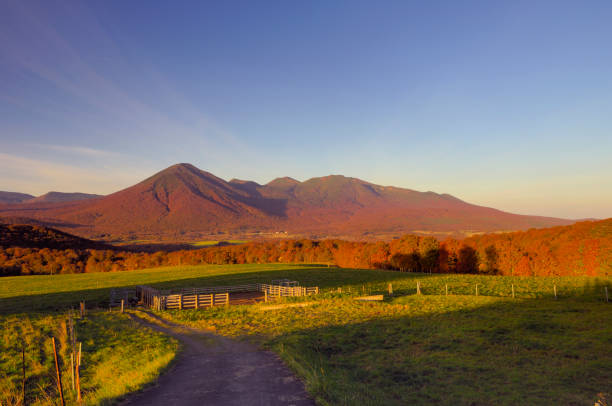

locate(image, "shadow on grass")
(1, 265), (610, 314)
(266, 297), (612, 406)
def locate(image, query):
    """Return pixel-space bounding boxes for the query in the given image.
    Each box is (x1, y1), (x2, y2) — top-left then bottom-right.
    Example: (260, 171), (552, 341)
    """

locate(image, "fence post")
(70, 353), (75, 392)
(316, 286), (319, 295)
(553, 285), (557, 300)
(22, 345), (26, 405)
(51, 338), (65, 406)
(226, 292), (229, 306)
(388, 283), (393, 296)
(80, 302), (85, 318)
(179, 294), (183, 310)
(121, 299), (124, 313)
(265, 290), (268, 303)
(416, 281), (421, 295)
(512, 284), (515, 298)
(195, 294), (199, 309)
(445, 284), (448, 296)
(475, 284), (479, 296)
(76, 342), (81, 403)
(605, 287), (609, 303)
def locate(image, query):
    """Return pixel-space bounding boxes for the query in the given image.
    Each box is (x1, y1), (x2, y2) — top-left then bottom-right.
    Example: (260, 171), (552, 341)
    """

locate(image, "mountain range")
(0, 163), (574, 240)
(0, 191), (100, 204)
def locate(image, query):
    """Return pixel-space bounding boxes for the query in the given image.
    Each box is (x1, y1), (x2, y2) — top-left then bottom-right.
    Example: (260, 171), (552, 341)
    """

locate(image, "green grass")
(1, 264), (611, 405)
(191, 240), (247, 246)
(0, 311), (178, 405)
(165, 294), (612, 405)
(2, 263), (609, 313)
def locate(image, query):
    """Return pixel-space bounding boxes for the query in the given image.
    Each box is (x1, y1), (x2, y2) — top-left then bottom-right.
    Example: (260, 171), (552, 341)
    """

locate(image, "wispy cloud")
(0, 0), (249, 161)
(27, 143), (121, 158)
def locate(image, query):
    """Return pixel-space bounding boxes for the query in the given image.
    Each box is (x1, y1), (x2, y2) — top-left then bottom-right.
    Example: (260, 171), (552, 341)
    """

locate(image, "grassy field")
(1, 264), (611, 405)
(1, 263), (609, 313)
(164, 295), (612, 405)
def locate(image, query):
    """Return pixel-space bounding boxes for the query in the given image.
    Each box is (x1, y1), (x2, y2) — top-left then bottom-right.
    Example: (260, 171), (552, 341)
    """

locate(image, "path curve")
(122, 311), (315, 406)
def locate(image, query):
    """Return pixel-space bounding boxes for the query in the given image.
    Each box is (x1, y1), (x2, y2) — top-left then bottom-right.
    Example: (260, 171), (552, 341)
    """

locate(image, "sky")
(1, 0), (611, 219)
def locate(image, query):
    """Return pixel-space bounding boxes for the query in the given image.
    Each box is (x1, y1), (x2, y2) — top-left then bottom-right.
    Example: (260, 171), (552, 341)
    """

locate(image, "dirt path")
(122, 311), (316, 406)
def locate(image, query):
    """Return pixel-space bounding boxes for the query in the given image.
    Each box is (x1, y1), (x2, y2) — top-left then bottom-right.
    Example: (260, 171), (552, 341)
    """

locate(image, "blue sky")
(1, 0), (611, 219)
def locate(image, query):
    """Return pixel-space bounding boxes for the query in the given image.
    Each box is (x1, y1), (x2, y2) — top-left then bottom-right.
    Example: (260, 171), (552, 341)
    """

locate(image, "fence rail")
(134, 282), (319, 311)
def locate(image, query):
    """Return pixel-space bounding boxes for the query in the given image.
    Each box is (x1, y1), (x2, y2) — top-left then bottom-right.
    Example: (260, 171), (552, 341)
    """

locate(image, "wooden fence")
(109, 288), (137, 307)
(134, 282), (319, 311)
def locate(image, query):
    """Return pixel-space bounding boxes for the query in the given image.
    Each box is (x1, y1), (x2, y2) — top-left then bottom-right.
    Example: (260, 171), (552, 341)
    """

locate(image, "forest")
(1, 219), (610, 277)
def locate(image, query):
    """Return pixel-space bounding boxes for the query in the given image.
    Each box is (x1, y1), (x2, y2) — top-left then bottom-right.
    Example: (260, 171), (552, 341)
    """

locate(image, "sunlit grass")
(164, 294), (612, 405)
(0, 311), (178, 405)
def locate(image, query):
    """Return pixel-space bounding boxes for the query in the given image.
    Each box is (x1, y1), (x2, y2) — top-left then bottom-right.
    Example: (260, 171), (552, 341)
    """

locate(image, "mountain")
(25, 192), (101, 204)
(0, 163), (575, 240)
(0, 191), (34, 204)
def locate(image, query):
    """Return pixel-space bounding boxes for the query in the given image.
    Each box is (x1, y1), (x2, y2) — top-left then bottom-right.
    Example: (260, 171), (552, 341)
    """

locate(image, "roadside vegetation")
(0, 311), (178, 405)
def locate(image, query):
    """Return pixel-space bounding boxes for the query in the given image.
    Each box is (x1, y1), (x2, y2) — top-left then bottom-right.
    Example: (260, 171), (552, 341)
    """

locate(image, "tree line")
(1, 219), (610, 277)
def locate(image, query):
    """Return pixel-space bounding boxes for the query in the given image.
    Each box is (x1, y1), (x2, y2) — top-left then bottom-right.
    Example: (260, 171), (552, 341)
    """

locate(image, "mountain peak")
(266, 177), (300, 188)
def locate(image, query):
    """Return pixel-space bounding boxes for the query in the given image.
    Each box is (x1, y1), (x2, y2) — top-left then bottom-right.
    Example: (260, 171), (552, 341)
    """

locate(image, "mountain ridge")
(0, 163), (575, 240)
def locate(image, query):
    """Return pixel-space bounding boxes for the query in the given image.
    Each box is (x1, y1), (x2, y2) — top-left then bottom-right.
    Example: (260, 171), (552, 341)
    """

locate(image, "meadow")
(1, 264), (611, 405)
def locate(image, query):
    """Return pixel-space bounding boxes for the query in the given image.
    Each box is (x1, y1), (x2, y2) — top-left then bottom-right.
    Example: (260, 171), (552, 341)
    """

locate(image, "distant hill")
(0, 223), (109, 250)
(25, 192), (101, 204)
(0, 163), (575, 240)
(0, 191), (101, 205)
(0, 191), (34, 204)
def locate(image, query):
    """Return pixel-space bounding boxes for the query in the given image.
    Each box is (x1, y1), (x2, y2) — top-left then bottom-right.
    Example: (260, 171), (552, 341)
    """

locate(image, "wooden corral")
(134, 282), (319, 311)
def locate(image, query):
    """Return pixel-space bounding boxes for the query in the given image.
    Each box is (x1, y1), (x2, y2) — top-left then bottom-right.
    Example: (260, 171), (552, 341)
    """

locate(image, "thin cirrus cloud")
(27, 143), (122, 158)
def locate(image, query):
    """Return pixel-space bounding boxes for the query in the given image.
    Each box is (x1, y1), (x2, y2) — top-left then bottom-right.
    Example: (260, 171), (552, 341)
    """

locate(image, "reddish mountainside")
(0, 163), (574, 240)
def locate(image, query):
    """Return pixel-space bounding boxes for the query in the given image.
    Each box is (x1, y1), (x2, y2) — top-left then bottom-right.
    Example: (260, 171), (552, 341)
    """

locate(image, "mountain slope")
(0, 163), (574, 239)
(0, 191), (34, 204)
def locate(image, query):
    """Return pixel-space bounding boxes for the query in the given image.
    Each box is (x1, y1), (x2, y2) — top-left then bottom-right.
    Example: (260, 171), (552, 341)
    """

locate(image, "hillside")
(0, 223), (109, 250)
(0, 191), (101, 205)
(0, 191), (34, 204)
(26, 191), (101, 204)
(0, 163), (574, 240)
(447, 218), (612, 276)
